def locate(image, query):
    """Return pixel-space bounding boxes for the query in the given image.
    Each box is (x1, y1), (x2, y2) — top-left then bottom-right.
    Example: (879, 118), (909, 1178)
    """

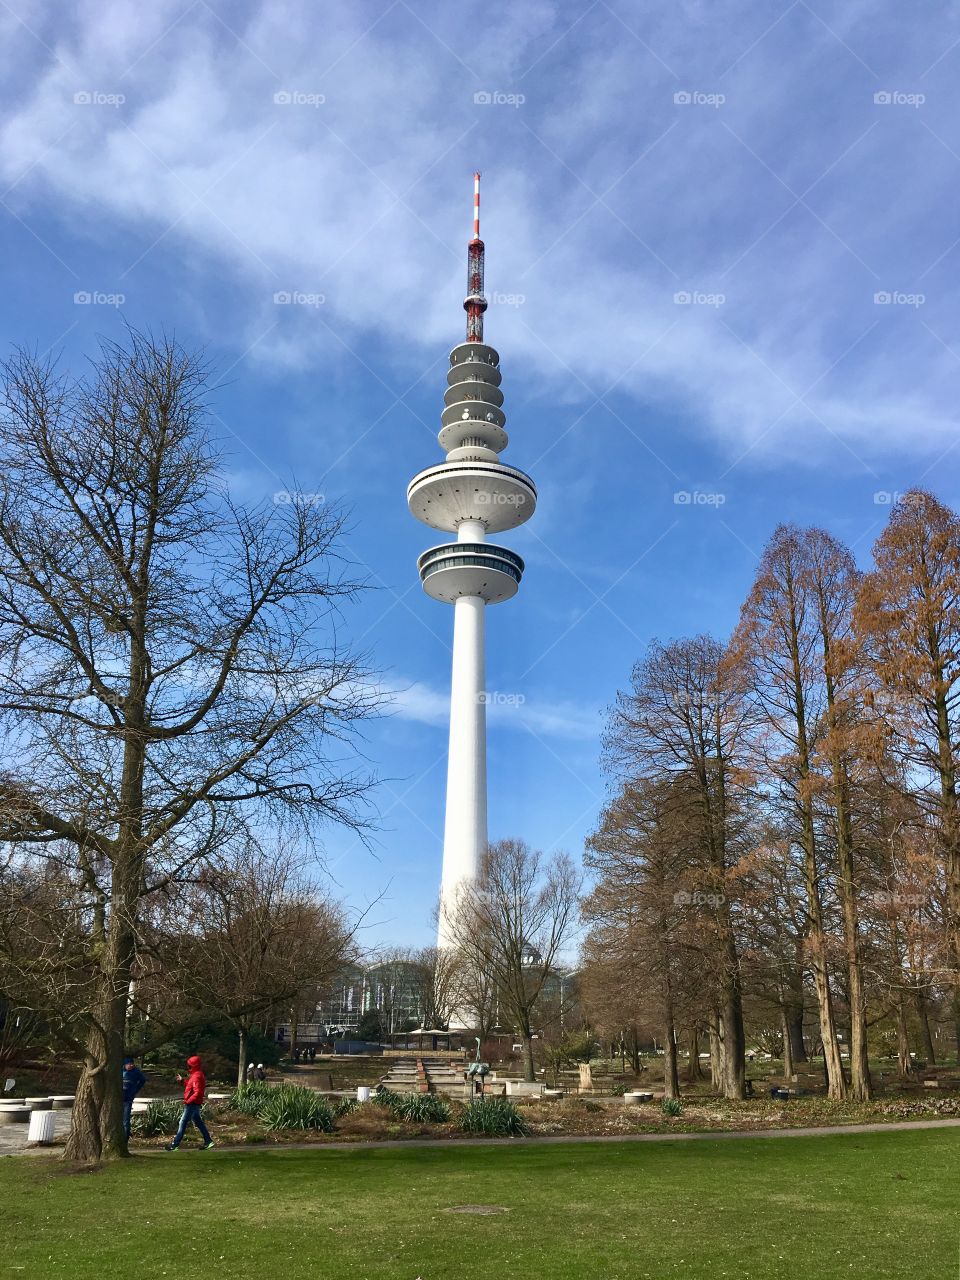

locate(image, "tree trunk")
(687, 1026), (705, 1080)
(522, 1033), (535, 1083)
(628, 1025), (642, 1075)
(709, 1019), (723, 1090)
(663, 1027), (680, 1100)
(798, 790), (846, 1098)
(896, 992), (914, 1078)
(913, 987), (936, 1063)
(64, 852), (142, 1161)
(719, 985), (746, 1099)
(64, 993), (128, 1161)
(237, 1026), (249, 1087)
(787, 996), (807, 1063)
(781, 1003), (795, 1079)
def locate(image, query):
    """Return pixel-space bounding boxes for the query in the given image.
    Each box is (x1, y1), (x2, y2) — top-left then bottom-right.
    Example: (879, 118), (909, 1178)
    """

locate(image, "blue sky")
(2, 0), (959, 948)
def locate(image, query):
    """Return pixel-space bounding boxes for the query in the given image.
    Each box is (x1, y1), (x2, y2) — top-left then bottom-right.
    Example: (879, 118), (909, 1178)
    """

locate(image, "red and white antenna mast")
(464, 170), (487, 343)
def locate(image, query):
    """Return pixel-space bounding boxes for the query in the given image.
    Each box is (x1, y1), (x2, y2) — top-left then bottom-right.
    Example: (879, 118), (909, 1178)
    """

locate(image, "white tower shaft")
(438, 591), (487, 950)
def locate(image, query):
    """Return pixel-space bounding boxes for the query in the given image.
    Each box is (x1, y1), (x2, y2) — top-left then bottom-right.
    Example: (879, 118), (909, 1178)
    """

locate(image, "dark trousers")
(122, 1100), (134, 1139)
(171, 1102), (211, 1147)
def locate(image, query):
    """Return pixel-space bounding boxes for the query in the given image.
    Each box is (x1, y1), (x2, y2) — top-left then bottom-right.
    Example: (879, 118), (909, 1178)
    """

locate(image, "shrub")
(333, 1097), (359, 1119)
(373, 1088), (451, 1124)
(661, 1096), (683, 1117)
(133, 1099), (183, 1137)
(228, 1081), (275, 1114)
(459, 1097), (529, 1137)
(611, 1082), (627, 1096)
(395, 1093), (451, 1124)
(260, 1084), (334, 1132)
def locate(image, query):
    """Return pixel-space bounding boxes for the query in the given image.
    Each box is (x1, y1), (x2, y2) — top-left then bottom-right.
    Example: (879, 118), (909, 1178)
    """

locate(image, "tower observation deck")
(407, 174), (536, 966)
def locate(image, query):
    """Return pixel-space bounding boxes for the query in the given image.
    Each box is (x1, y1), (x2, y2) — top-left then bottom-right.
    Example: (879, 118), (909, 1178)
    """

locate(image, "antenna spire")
(464, 171), (487, 343)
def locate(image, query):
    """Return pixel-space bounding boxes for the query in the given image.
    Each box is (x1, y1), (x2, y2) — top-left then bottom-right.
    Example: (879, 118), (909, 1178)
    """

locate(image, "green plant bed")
(259, 1085), (334, 1132)
(459, 1097), (529, 1136)
(374, 1088), (450, 1124)
(133, 1099), (183, 1138)
(228, 1081), (276, 1114)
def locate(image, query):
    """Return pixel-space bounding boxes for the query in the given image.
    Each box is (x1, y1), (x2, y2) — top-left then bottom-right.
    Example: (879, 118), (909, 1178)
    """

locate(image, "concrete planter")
(623, 1091), (654, 1105)
(50, 1096), (74, 1110)
(0, 1106), (31, 1124)
(504, 1081), (545, 1098)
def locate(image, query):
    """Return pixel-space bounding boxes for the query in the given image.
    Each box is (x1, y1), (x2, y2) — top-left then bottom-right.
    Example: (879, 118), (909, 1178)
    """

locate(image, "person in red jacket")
(166, 1055), (215, 1151)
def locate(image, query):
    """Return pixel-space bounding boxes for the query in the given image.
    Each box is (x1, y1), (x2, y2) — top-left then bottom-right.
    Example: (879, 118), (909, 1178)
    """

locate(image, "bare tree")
(452, 839), (581, 1082)
(149, 840), (353, 1084)
(0, 332), (379, 1160)
(605, 636), (753, 1100)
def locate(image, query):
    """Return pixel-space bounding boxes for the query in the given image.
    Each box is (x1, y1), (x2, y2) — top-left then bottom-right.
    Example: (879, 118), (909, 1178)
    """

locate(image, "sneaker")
(165, 1144), (179, 1151)
(201, 1141), (215, 1150)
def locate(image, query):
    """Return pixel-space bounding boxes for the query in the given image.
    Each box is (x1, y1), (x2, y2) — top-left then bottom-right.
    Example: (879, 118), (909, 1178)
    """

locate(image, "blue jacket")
(122, 1064), (146, 1102)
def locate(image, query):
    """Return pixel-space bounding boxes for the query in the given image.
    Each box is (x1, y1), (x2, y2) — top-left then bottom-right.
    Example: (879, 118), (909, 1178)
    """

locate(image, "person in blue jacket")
(122, 1055), (146, 1139)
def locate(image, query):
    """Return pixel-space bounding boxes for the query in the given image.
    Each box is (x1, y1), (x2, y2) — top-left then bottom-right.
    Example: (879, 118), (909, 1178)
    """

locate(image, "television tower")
(408, 173), (537, 957)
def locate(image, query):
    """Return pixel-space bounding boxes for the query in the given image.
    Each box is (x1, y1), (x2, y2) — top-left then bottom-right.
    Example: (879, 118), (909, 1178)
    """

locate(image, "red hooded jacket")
(182, 1056), (206, 1105)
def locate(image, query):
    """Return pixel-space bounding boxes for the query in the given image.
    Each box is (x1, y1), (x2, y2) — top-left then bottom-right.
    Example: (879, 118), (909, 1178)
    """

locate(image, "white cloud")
(1, 0), (958, 464)
(388, 676), (599, 740)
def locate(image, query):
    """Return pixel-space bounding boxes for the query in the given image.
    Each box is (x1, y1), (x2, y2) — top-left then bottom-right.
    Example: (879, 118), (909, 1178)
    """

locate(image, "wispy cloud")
(2, 0), (959, 465)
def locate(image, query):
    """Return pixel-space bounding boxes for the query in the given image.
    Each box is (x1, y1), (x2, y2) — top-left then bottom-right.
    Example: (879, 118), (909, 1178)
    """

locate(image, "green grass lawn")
(1, 1130), (957, 1279)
